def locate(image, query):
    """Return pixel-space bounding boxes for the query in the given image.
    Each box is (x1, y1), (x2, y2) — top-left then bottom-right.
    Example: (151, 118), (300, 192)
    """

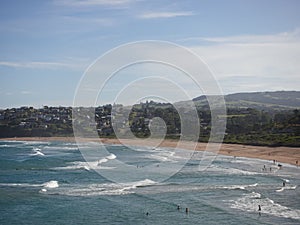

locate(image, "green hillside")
(193, 91), (300, 111)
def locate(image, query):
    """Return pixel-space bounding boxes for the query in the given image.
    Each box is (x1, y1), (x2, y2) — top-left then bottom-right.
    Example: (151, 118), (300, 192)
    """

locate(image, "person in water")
(185, 208), (189, 214)
(177, 205), (180, 210)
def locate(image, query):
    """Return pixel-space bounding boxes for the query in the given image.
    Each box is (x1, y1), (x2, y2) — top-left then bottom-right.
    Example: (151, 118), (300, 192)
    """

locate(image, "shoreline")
(1, 136), (299, 166)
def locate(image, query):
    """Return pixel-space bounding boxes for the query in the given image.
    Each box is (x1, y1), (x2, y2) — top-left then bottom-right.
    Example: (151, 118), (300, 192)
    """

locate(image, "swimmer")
(185, 208), (189, 214)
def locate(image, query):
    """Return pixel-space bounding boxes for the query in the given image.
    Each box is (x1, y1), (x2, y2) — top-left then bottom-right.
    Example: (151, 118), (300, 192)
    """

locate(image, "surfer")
(146, 212), (149, 216)
(177, 205), (180, 210)
(283, 181), (286, 187)
(258, 205), (261, 216)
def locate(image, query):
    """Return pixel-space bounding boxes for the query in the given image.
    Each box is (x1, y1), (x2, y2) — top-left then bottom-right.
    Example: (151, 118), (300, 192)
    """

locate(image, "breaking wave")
(230, 191), (300, 220)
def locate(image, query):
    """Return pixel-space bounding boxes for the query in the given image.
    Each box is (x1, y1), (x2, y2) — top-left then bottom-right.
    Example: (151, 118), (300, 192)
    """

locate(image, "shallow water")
(0, 141), (299, 224)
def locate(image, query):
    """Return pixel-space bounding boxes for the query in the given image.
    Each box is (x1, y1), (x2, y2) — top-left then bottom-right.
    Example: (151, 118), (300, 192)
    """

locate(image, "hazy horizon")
(0, 89), (299, 109)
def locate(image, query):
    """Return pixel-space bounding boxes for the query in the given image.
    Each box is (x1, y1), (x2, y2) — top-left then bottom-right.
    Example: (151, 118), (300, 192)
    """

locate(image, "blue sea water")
(0, 140), (299, 225)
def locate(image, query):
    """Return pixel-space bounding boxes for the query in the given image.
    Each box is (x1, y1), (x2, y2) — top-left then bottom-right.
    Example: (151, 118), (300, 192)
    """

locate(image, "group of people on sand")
(261, 159), (287, 172)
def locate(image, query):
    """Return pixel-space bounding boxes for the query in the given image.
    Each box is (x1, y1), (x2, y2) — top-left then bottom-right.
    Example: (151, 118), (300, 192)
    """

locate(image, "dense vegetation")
(0, 101), (299, 147)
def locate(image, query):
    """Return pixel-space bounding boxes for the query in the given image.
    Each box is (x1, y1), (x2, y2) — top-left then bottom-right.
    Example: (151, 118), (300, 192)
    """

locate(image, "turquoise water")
(0, 141), (299, 225)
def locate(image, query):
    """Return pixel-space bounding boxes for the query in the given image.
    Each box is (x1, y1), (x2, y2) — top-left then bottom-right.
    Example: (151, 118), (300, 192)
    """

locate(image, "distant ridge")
(192, 91), (300, 110)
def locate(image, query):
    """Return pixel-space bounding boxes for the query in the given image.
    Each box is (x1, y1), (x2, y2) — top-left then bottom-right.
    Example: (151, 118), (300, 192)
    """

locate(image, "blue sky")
(1, 0), (300, 108)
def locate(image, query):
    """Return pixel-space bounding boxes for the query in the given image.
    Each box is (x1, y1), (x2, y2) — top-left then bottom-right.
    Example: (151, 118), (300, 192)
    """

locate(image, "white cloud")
(138, 11), (194, 19)
(21, 91), (32, 95)
(62, 16), (115, 27)
(0, 60), (87, 70)
(182, 30), (300, 93)
(181, 29), (300, 44)
(54, 0), (134, 7)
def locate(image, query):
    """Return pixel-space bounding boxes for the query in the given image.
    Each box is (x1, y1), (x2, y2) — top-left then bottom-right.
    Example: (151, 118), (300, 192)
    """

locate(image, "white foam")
(230, 191), (300, 220)
(146, 149), (179, 162)
(43, 180), (59, 188)
(0, 142), (27, 148)
(0, 144), (18, 148)
(208, 165), (260, 175)
(276, 185), (297, 192)
(127, 179), (157, 188)
(53, 161), (91, 171)
(44, 146), (78, 150)
(222, 183), (258, 190)
(97, 153), (117, 166)
(106, 153), (116, 160)
(0, 180), (59, 189)
(23, 141), (50, 145)
(30, 148), (45, 156)
(98, 158), (108, 164)
(0, 183), (38, 187)
(53, 179), (156, 197)
(52, 160), (117, 171)
(149, 154), (170, 162)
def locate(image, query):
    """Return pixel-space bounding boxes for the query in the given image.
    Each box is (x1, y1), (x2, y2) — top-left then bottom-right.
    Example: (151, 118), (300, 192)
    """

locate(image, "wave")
(127, 179), (157, 188)
(0, 143), (25, 148)
(149, 154), (172, 162)
(29, 148), (45, 156)
(0, 141), (50, 150)
(49, 179), (156, 197)
(52, 161), (91, 171)
(43, 180), (59, 188)
(276, 185), (297, 192)
(222, 183), (258, 190)
(0, 180), (59, 189)
(106, 153), (116, 160)
(52, 156), (118, 171)
(0, 144), (20, 148)
(43, 146), (78, 151)
(230, 191), (300, 220)
(97, 153), (117, 166)
(208, 165), (260, 176)
(144, 149), (178, 162)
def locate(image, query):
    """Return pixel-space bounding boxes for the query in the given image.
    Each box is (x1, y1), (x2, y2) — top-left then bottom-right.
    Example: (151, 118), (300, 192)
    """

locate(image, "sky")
(1, 0), (300, 108)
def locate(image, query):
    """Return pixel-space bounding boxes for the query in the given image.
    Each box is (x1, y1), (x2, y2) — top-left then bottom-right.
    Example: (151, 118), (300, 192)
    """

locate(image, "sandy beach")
(1, 136), (299, 166)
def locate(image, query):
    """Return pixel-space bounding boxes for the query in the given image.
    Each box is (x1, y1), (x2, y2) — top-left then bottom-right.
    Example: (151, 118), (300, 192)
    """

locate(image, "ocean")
(0, 140), (299, 225)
